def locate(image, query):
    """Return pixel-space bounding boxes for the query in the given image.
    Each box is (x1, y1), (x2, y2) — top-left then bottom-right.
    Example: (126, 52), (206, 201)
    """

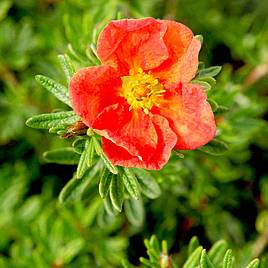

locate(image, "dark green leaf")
(133, 169), (161, 199)
(122, 168), (140, 200)
(72, 138), (86, 154)
(59, 176), (82, 204)
(26, 111), (79, 129)
(76, 140), (90, 179)
(110, 175), (124, 212)
(198, 66), (222, 78)
(198, 138), (229, 156)
(99, 168), (112, 199)
(35, 75), (72, 106)
(43, 148), (80, 164)
(124, 198), (144, 227)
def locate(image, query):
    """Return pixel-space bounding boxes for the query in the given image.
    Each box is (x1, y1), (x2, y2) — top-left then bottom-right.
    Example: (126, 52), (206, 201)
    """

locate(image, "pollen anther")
(121, 68), (165, 113)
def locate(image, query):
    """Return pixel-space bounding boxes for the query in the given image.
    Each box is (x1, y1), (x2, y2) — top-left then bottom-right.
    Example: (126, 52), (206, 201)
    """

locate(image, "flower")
(70, 18), (216, 170)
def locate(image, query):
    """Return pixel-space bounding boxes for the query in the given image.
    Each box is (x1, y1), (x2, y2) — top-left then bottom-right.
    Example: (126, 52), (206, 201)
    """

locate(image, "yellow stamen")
(121, 68), (165, 113)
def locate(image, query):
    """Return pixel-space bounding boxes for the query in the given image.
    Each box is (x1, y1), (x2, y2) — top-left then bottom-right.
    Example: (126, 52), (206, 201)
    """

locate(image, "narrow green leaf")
(223, 249), (233, 268)
(0, 0), (12, 21)
(58, 54), (75, 82)
(72, 138), (86, 154)
(200, 250), (215, 268)
(124, 198), (144, 227)
(246, 259), (260, 268)
(59, 176), (82, 204)
(100, 152), (118, 174)
(188, 236), (200, 257)
(110, 175), (124, 212)
(121, 260), (136, 268)
(99, 168), (112, 199)
(26, 111), (79, 129)
(195, 35), (203, 44)
(198, 66), (222, 78)
(43, 148), (80, 164)
(149, 235), (160, 254)
(58, 239), (84, 264)
(92, 136), (102, 155)
(208, 99), (219, 112)
(208, 240), (228, 266)
(35, 75), (72, 106)
(133, 169), (161, 199)
(87, 138), (95, 167)
(122, 168), (140, 199)
(198, 138), (229, 156)
(103, 193), (119, 216)
(76, 140), (90, 179)
(192, 80), (211, 91)
(182, 246), (203, 268)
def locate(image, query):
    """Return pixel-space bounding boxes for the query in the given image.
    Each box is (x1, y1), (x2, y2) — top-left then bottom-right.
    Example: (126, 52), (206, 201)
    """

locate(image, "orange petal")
(92, 104), (158, 161)
(69, 66), (122, 127)
(101, 114), (177, 170)
(97, 18), (168, 75)
(152, 20), (201, 84)
(152, 83), (216, 150)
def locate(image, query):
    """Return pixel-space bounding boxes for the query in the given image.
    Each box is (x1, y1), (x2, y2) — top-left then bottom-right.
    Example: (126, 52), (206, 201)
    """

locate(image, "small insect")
(62, 120), (88, 138)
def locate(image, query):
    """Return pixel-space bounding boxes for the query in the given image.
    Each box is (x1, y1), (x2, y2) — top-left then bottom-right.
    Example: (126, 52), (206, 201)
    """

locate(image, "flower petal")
(152, 83), (216, 150)
(152, 20), (201, 84)
(97, 18), (168, 75)
(69, 66), (122, 127)
(101, 114), (177, 170)
(92, 104), (158, 161)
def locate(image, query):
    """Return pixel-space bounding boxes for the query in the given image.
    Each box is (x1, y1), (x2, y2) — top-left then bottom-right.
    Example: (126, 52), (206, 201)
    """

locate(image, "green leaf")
(133, 169), (161, 199)
(223, 249), (233, 268)
(76, 140), (90, 179)
(208, 99), (219, 112)
(122, 168), (140, 200)
(58, 54), (75, 82)
(92, 136), (118, 174)
(208, 240), (228, 266)
(110, 175), (124, 212)
(72, 138), (86, 154)
(192, 80), (212, 91)
(87, 138), (95, 167)
(59, 176), (82, 204)
(195, 34), (203, 44)
(246, 259), (260, 268)
(182, 246), (203, 268)
(198, 138), (229, 156)
(200, 250), (215, 268)
(26, 111), (79, 129)
(103, 193), (119, 216)
(124, 198), (144, 227)
(43, 148), (80, 164)
(35, 75), (72, 106)
(0, 0), (12, 22)
(198, 66), (222, 78)
(188, 236), (200, 257)
(57, 239), (84, 264)
(99, 168), (112, 199)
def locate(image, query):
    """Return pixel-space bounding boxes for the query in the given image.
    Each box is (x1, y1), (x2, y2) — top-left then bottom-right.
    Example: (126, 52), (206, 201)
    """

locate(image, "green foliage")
(1, 0), (268, 267)
(122, 235), (260, 268)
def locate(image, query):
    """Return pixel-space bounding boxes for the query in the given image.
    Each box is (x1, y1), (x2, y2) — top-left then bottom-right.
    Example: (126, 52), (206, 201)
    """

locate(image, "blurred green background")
(0, 0), (268, 267)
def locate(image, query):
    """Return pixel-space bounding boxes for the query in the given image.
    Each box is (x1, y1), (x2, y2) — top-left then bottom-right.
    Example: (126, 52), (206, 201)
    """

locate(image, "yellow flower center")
(121, 68), (165, 114)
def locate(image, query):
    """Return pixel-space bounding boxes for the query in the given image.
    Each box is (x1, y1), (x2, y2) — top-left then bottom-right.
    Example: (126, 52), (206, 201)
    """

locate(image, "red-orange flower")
(70, 18), (216, 170)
